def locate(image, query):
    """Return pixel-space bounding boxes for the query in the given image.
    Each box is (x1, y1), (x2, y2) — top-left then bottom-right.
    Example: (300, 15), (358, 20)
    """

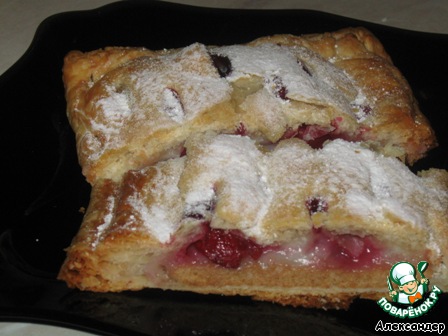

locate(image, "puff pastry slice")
(58, 134), (448, 309)
(63, 27), (437, 184)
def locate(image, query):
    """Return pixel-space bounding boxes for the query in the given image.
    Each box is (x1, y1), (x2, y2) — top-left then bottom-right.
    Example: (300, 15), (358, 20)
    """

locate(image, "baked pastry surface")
(63, 27), (436, 184)
(58, 134), (448, 309)
(59, 27), (446, 309)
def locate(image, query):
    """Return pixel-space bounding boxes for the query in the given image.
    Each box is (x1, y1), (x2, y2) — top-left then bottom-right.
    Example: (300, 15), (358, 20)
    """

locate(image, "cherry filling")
(188, 222), (264, 268)
(235, 122), (247, 136)
(281, 124), (334, 149)
(173, 221), (385, 270)
(305, 197), (329, 215)
(280, 118), (366, 149)
(351, 103), (373, 121)
(271, 76), (289, 100)
(303, 228), (382, 269)
(180, 146), (187, 157)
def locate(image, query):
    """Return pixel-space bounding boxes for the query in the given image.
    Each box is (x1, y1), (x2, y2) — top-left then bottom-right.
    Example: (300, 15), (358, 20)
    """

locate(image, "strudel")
(59, 27), (446, 309)
(62, 27), (436, 184)
(58, 133), (448, 309)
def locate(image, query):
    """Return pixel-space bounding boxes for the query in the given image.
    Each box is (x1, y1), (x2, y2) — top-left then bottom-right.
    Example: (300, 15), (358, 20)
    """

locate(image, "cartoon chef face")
(390, 262), (418, 294)
(400, 279), (419, 295)
(387, 261), (430, 305)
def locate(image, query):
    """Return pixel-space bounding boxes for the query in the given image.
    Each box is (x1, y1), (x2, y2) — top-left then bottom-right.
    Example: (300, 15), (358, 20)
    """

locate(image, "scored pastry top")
(63, 27), (437, 184)
(72, 133), (448, 267)
(58, 27), (448, 306)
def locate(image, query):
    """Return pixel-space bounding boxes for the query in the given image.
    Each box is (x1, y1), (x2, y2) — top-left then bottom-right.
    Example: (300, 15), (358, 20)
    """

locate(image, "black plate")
(0, 1), (447, 335)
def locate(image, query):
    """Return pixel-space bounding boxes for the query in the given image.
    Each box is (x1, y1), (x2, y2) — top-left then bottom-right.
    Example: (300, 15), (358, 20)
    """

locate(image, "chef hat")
(390, 262), (416, 286)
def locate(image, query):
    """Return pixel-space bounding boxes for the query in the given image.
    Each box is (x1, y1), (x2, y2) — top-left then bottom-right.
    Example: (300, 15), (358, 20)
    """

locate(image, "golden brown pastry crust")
(58, 134), (448, 309)
(63, 27), (436, 184)
(59, 28), (445, 310)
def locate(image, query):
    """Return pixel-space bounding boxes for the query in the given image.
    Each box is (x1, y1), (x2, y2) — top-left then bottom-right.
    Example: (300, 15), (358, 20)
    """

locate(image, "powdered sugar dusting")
(85, 43), (231, 161)
(181, 137), (443, 242)
(351, 91), (374, 122)
(127, 159), (185, 244)
(91, 135), (446, 249)
(78, 38), (445, 247)
(320, 140), (430, 225)
(183, 134), (272, 231)
(131, 43), (231, 123)
(211, 43), (361, 117)
(91, 194), (116, 249)
(162, 88), (184, 123)
(94, 85), (132, 136)
(83, 40), (376, 176)
(85, 85), (133, 161)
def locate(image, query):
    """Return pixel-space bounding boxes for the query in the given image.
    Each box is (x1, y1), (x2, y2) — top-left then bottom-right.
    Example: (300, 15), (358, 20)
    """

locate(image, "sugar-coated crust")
(60, 27), (446, 310)
(59, 134), (448, 309)
(63, 27), (437, 184)
(240, 29), (436, 164)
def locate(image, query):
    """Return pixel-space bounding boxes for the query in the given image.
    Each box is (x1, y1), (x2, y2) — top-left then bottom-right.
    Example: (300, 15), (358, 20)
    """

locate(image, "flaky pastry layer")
(58, 135), (448, 309)
(63, 27), (437, 184)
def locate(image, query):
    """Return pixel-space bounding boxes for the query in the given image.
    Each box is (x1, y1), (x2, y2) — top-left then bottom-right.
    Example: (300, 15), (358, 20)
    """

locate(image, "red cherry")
(271, 76), (288, 100)
(180, 146), (187, 157)
(305, 197), (329, 215)
(281, 122), (346, 149)
(184, 200), (215, 220)
(336, 234), (366, 259)
(210, 53), (232, 77)
(235, 122), (247, 136)
(193, 223), (263, 268)
(307, 228), (381, 268)
(351, 103), (373, 121)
